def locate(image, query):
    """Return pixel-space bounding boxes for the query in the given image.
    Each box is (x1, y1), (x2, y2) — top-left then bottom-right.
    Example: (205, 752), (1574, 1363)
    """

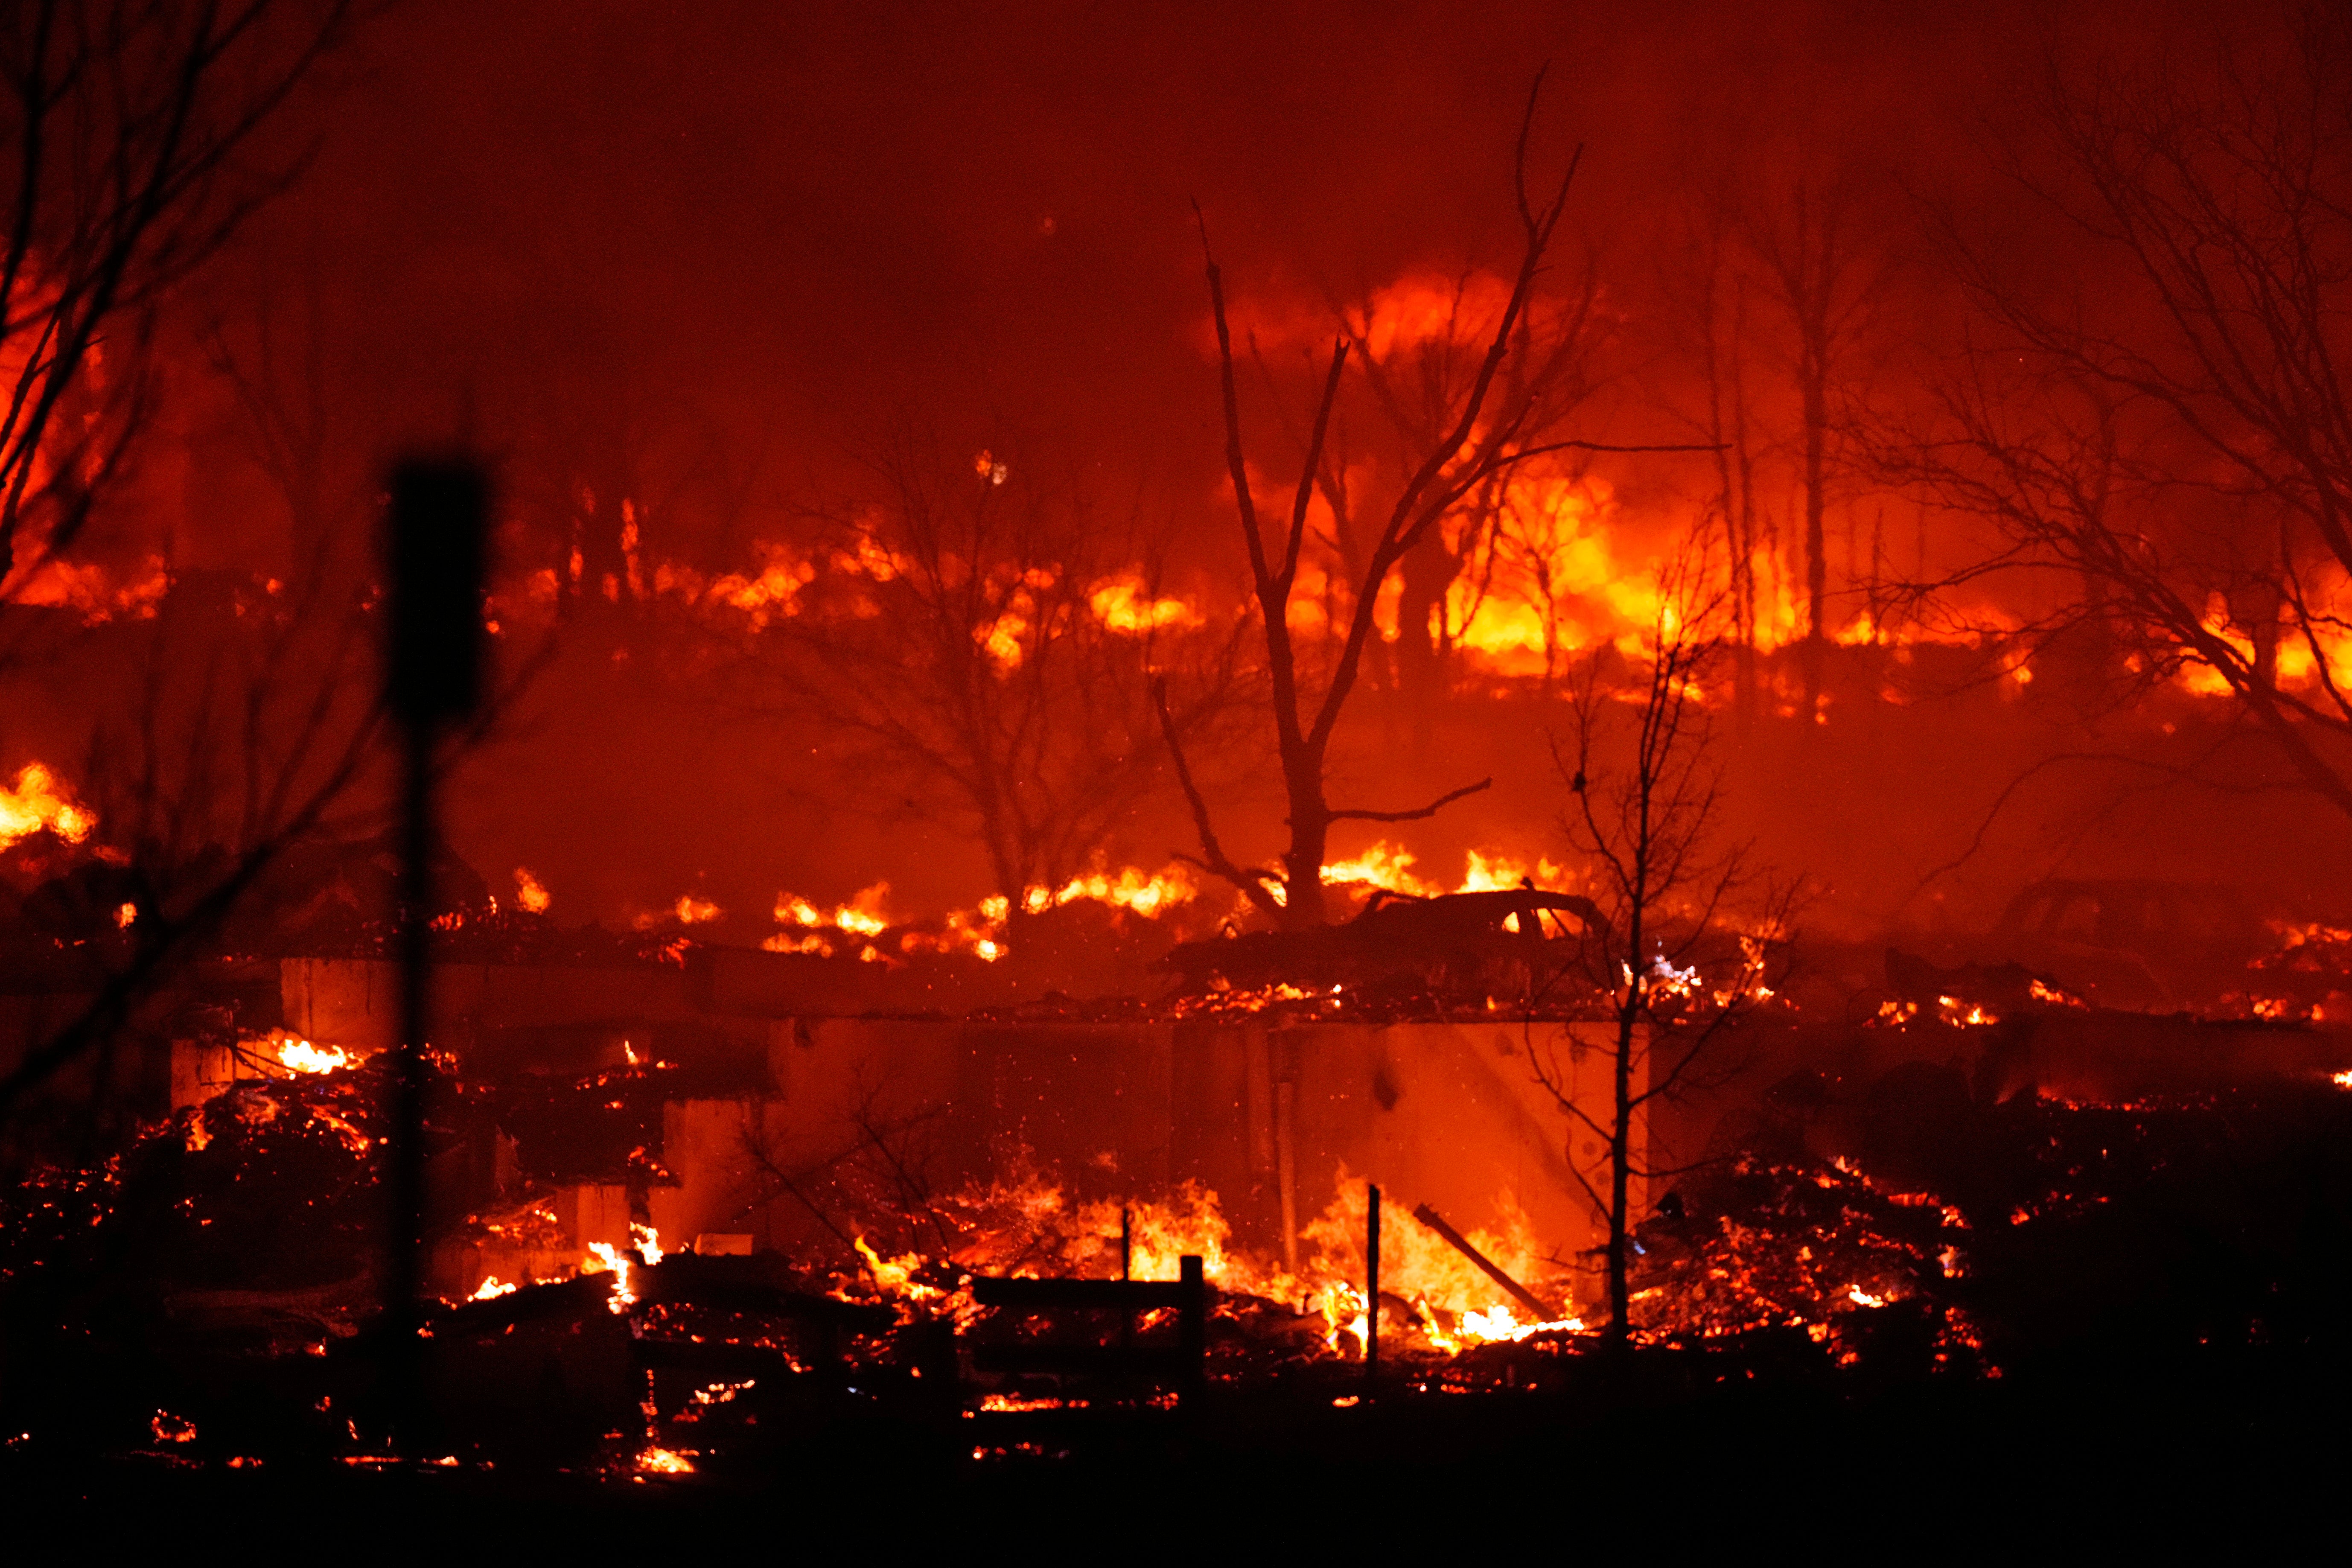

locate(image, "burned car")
(1892, 877), (2269, 1014)
(1157, 886), (1604, 999)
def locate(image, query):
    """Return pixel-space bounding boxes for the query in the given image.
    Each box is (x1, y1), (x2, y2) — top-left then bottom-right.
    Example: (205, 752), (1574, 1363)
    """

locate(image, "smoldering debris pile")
(7, 1020), (2352, 1486)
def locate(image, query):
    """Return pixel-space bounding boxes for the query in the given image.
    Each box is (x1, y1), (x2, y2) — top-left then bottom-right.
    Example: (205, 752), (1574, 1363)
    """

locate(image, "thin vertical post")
(1178, 1253), (1205, 1392)
(388, 727), (431, 1401)
(383, 461), (487, 1457)
(1366, 1181), (1381, 1393)
(1274, 1079), (1299, 1273)
(1119, 1206), (1134, 1349)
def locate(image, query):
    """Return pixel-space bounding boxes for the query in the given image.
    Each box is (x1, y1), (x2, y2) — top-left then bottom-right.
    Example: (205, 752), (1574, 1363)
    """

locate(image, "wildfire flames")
(513, 867), (552, 913)
(834, 1162), (1580, 1362)
(757, 844), (1584, 965)
(0, 763), (95, 851)
(274, 1038), (352, 1075)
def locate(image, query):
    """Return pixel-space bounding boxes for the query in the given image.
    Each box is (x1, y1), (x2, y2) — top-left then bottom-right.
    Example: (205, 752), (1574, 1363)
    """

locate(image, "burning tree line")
(9, 1), (2352, 1485)
(13, 9), (2352, 946)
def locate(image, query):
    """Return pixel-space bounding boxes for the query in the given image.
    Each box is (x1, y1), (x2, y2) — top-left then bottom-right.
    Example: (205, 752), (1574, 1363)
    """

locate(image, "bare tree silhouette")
(1, 0), (357, 590)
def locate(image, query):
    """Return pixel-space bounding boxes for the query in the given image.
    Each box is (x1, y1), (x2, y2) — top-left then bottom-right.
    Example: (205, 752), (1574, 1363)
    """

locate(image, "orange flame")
(1089, 572), (1202, 633)
(275, 1038), (351, 1075)
(0, 762), (95, 851)
(898, 1160), (1575, 1360)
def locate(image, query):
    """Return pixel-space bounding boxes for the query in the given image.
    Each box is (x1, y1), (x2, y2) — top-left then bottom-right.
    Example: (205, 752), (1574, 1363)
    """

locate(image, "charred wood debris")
(3, 823), (2352, 1487)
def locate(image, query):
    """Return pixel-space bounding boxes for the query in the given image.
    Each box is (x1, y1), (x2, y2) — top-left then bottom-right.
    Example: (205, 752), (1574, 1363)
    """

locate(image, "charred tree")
(0, 0), (357, 589)
(1329, 262), (1610, 735)
(1658, 191), (1768, 720)
(761, 432), (1218, 947)
(1889, 12), (2352, 824)
(1535, 550), (1784, 1351)
(1163, 76), (1611, 930)
(1746, 178), (1878, 716)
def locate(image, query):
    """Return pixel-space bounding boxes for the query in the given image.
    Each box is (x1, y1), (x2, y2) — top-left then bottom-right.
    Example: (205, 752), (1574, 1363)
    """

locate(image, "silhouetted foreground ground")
(4, 1350), (2346, 1551)
(9, 1077), (2352, 1548)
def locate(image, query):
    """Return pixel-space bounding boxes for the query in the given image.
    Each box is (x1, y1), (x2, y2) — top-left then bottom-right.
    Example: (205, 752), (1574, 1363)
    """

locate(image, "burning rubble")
(9, 1), (2352, 1532)
(1, 714), (2350, 1501)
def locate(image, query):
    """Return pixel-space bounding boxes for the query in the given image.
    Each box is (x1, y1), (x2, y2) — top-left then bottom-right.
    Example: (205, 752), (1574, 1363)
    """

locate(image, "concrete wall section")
(1264, 1022), (1630, 1264)
(651, 1017), (1625, 1272)
(283, 958), (701, 1050)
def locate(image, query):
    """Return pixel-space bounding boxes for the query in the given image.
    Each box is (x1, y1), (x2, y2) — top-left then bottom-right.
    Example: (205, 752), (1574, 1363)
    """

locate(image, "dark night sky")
(256, 0), (2054, 499)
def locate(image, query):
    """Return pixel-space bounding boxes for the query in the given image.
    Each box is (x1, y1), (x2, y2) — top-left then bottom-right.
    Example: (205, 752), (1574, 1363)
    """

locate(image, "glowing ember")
(1937, 995), (2000, 1027)
(979, 1392), (1076, 1412)
(635, 1446), (695, 1475)
(691, 1380), (753, 1407)
(469, 1277), (519, 1301)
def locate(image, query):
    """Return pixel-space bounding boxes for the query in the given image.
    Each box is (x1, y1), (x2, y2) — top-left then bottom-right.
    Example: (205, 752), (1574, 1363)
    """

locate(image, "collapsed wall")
(277, 950), (1639, 1293)
(139, 945), (2352, 1304)
(663, 1017), (1638, 1270)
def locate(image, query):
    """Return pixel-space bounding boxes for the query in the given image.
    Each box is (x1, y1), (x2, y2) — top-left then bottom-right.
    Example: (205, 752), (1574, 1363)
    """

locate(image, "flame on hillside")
(759, 845), (1583, 961)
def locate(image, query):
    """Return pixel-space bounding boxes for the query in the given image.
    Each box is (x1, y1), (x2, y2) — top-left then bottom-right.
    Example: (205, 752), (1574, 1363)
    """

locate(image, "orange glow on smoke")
(1, 554), (170, 624)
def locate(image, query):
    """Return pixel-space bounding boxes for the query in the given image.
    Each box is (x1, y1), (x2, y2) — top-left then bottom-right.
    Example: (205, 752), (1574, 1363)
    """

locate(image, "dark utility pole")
(383, 461), (487, 1452)
(1366, 1182), (1381, 1395)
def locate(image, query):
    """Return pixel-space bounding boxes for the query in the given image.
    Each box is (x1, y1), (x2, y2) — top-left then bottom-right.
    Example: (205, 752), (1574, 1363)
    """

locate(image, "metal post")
(1366, 1181), (1381, 1393)
(1274, 1080), (1299, 1275)
(1119, 1206), (1134, 1349)
(1178, 1253), (1205, 1392)
(385, 721), (433, 1437)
